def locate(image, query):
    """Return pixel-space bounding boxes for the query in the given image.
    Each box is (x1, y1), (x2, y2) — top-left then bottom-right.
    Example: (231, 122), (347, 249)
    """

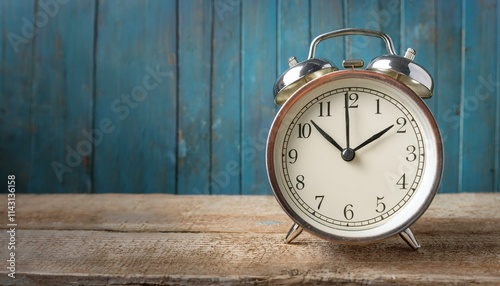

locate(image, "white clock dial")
(267, 71), (442, 242)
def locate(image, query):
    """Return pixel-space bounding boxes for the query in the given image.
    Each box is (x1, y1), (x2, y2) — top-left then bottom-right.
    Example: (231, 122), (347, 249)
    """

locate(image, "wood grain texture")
(277, 0), (310, 70)
(497, 1), (500, 193)
(177, 0), (213, 194)
(29, 0), (95, 193)
(1, 0), (499, 194)
(345, 0), (385, 61)
(241, 0), (277, 194)
(93, 0), (177, 193)
(435, 0), (462, 193)
(0, 194), (499, 285)
(0, 0), (34, 193)
(461, 0), (498, 193)
(211, 0), (241, 194)
(402, 0), (437, 112)
(310, 0), (345, 64)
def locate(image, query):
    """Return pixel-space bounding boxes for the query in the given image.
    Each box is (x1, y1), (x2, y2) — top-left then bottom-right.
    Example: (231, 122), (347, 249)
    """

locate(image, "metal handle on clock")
(307, 28), (397, 59)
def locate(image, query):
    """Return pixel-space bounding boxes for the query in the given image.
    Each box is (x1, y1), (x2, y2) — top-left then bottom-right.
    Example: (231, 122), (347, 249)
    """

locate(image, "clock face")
(267, 70), (442, 242)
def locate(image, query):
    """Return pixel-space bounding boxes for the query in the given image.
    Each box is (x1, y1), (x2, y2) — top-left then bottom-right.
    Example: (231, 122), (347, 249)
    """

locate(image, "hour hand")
(353, 124), (394, 152)
(310, 120), (343, 152)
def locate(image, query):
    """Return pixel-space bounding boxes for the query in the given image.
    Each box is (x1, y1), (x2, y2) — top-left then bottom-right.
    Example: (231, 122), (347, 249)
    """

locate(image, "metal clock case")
(266, 28), (443, 250)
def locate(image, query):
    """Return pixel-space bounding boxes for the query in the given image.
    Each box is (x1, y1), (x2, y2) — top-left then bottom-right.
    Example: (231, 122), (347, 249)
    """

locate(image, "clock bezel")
(266, 70), (443, 244)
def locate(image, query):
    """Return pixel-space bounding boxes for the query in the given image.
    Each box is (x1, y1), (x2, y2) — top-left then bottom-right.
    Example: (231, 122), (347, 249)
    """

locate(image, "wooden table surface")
(0, 193), (499, 285)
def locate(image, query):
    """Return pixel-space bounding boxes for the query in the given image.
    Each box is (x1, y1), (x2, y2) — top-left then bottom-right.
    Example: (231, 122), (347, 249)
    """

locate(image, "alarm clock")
(266, 28), (443, 250)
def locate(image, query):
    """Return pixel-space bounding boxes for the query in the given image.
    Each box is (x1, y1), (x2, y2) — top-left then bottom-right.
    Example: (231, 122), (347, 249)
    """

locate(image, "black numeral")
(348, 93), (359, 108)
(297, 123), (311, 138)
(396, 117), (407, 133)
(344, 204), (354, 220)
(375, 99), (381, 114)
(295, 175), (305, 190)
(396, 173), (407, 189)
(376, 196), (386, 213)
(319, 101), (331, 117)
(315, 195), (325, 210)
(288, 149), (298, 164)
(406, 145), (417, 162)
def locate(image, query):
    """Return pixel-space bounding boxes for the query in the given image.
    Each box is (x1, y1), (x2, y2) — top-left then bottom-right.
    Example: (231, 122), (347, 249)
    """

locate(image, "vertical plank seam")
(400, 0), (405, 54)
(239, 0), (245, 195)
(458, 0), (466, 193)
(28, 0), (38, 192)
(90, 0), (99, 193)
(175, 0), (180, 194)
(239, 0), (243, 195)
(496, 1), (500, 192)
(209, 0), (215, 194)
(307, 1), (313, 43)
(342, 0), (347, 59)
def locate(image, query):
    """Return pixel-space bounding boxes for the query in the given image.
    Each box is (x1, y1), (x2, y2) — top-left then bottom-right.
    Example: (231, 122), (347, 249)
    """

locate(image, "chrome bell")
(273, 57), (338, 105)
(366, 48), (433, 99)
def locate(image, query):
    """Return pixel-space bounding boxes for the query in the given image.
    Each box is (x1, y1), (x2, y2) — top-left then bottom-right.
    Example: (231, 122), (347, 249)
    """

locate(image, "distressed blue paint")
(211, 0), (241, 194)
(94, 0), (177, 193)
(345, 0), (385, 62)
(177, 0), (212, 194)
(29, 0), (95, 193)
(278, 0), (310, 70)
(0, 0), (34, 193)
(378, 0), (401, 54)
(435, 0), (462, 193)
(1, 0), (500, 194)
(402, 0), (437, 113)
(497, 1), (500, 193)
(461, 0), (497, 192)
(241, 0), (277, 194)
(310, 0), (345, 65)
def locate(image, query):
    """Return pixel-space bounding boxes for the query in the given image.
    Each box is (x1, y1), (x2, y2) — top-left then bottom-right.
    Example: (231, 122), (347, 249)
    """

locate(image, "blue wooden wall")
(0, 0), (499, 194)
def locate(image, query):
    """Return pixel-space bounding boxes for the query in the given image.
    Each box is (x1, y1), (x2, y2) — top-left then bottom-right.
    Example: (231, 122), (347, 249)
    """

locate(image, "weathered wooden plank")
(1, 227), (500, 285)
(0, 194), (499, 285)
(435, 0), (462, 193)
(94, 0), (177, 193)
(5, 193), (499, 232)
(378, 0), (401, 54)
(497, 1), (500, 193)
(7, 194), (288, 232)
(277, 0), (310, 70)
(461, 0), (497, 193)
(29, 0), (95, 193)
(310, 0), (345, 65)
(211, 0), (241, 194)
(344, 0), (385, 62)
(241, 0), (277, 194)
(176, 0), (212, 194)
(402, 0), (437, 112)
(0, 0), (34, 193)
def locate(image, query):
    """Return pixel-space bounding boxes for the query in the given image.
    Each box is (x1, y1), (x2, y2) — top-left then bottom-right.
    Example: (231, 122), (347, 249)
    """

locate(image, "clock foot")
(285, 223), (303, 244)
(399, 227), (421, 250)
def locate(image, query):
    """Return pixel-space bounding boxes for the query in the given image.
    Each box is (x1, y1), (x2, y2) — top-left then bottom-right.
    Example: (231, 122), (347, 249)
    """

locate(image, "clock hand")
(353, 124), (394, 152)
(310, 120), (343, 152)
(344, 92), (351, 149)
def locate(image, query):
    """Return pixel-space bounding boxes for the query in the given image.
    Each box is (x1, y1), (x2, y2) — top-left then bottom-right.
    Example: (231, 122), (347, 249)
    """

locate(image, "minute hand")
(353, 125), (394, 152)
